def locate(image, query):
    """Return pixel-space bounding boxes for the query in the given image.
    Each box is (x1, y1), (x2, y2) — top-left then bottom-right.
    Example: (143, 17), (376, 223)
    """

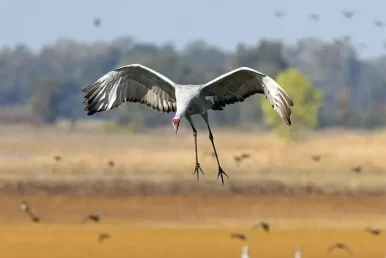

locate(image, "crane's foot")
(217, 166), (229, 185)
(193, 162), (204, 180)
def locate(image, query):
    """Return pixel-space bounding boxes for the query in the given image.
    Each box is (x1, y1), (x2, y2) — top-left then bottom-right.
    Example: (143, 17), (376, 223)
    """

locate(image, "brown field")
(0, 124), (385, 195)
(1, 124), (386, 257)
(1, 195), (386, 258)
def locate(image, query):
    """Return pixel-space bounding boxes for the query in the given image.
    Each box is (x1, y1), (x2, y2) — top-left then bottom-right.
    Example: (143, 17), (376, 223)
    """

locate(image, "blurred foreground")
(0, 124), (385, 258)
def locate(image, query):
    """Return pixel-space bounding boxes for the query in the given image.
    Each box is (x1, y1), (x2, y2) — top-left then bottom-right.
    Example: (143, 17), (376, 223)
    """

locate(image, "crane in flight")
(82, 64), (294, 184)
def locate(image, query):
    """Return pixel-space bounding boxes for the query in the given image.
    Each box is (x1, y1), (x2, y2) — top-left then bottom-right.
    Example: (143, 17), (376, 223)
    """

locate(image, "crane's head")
(172, 118), (180, 135)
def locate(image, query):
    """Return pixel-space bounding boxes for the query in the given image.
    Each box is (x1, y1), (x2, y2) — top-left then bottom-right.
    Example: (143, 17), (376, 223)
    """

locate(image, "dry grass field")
(1, 124), (386, 257)
(0, 124), (385, 195)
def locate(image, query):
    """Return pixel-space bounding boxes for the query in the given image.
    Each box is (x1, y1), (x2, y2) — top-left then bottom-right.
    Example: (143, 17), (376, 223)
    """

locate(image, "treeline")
(0, 36), (385, 128)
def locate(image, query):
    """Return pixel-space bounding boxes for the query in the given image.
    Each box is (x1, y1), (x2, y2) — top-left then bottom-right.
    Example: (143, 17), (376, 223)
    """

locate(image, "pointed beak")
(173, 122), (179, 136)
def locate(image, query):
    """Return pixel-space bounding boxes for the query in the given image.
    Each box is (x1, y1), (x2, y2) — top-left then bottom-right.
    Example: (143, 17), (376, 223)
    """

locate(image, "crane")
(82, 64), (294, 184)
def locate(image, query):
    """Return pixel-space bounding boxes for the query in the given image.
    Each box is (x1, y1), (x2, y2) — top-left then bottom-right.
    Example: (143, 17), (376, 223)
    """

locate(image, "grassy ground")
(0, 125), (385, 195)
(1, 125), (385, 257)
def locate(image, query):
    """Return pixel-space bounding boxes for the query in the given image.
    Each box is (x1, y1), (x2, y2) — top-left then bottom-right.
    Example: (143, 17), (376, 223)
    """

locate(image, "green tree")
(261, 68), (323, 140)
(29, 78), (64, 124)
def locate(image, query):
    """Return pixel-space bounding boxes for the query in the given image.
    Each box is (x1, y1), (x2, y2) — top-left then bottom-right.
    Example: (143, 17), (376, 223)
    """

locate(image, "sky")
(0, 0), (385, 58)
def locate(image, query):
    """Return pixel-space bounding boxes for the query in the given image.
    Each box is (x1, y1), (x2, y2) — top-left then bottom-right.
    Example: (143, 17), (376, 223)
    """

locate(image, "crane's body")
(83, 64), (294, 184)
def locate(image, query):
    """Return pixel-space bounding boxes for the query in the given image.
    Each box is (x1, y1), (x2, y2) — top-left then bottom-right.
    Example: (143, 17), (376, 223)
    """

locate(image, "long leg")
(186, 116), (204, 180)
(201, 113), (229, 184)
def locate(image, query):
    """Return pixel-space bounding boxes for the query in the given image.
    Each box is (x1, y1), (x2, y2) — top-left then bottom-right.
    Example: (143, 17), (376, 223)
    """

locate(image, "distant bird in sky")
(309, 13), (320, 21)
(252, 221), (270, 232)
(93, 18), (101, 28)
(364, 227), (382, 236)
(98, 233), (110, 242)
(374, 20), (385, 27)
(81, 214), (100, 223)
(82, 64), (293, 184)
(328, 242), (353, 256)
(54, 155), (62, 162)
(20, 201), (40, 223)
(274, 11), (286, 18)
(230, 233), (247, 241)
(342, 11), (355, 19)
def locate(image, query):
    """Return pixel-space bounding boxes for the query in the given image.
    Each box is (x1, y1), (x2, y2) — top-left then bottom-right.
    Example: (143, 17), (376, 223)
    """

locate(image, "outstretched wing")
(341, 244), (353, 256)
(201, 67), (294, 126)
(82, 64), (177, 115)
(327, 243), (338, 253)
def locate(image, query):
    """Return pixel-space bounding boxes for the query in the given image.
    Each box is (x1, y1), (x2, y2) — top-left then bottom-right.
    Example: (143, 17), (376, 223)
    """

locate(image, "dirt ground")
(1, 195), (385, 258)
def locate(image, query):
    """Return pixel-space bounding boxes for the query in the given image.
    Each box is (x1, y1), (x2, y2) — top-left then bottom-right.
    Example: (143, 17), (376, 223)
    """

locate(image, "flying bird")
(252, 221), (270, 232)
(352, 166), (362, 173)
(98, 233), (110, 242)
(309, 13), (320, 21)
(234, 153), (251, 163)
(374, 20), (385, 27)
(93, 18), (101, 27)
(82, 64), (293, 184)
(54, 155), (62, 162)
(364, 227), (382, 236)
(328, 242), (353, 256)
(20, 201), (40, 223)
(21, 200), (30, 212)
(311, 155), (321, 162)
(342, 11), (355, 19)
(230, 233), (247, 241)
(81, 214), (100, 223)
(274, 11), (286, 18)
(107, 160), (115, 168)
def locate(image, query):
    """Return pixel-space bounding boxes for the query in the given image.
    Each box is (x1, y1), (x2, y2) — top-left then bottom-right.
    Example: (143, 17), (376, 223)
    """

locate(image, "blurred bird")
(352, 166), (362, 173)
(94, 18), (101, 28)
(54, 155), (62, 162)
(311, 155), (321, 162)
(328, 242), (353, 256)
(21, 200), (29, 212)
(309, 13), (320, 21)
(98, 233), (110, 243)
(20, 201), (40, 223)
(274, 11), (286, 18)
(81, 214), (100, 223)
(342, 11), (355, 19)
(364, 227), (382, 236)
(252, 221), (270, 232)
(234, 153), (251, 163)
(107, 160), (115, 168)
(230, 233), (247, 241)
(374, 20), (385, 27)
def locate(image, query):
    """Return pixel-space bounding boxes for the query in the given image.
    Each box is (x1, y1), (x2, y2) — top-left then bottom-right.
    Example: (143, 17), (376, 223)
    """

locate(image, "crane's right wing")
(82, 64), (177, 115)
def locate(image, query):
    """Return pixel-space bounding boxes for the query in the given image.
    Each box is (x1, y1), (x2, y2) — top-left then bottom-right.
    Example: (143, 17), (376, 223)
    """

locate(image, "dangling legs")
(186, 116), (204, 180)
(201, 112), (229, 184)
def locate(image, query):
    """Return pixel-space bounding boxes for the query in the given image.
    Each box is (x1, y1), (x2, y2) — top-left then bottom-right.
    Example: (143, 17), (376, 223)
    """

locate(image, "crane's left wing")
(201, 67), (294, 126)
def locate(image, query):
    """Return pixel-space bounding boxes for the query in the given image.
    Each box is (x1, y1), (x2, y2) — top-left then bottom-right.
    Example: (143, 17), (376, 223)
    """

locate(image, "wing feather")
(82, 64), (177, 115)
(202, 67), (294, 126)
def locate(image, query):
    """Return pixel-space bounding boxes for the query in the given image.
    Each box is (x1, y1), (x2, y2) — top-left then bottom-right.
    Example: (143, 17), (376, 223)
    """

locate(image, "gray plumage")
(82, 64), (294, 184)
